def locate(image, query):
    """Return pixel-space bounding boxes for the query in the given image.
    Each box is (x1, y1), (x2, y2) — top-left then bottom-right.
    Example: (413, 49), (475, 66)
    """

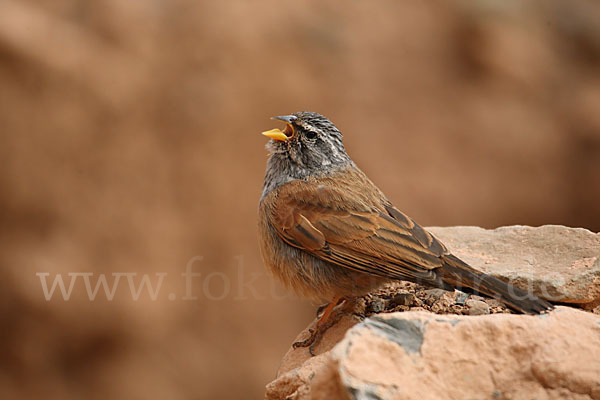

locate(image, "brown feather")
(268, 167), (449, 287)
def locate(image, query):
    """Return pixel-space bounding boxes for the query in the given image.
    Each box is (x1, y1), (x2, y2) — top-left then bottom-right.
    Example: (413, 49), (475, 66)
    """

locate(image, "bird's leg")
(315, 302), (329, 317)
(314, 296), (345, 317)
(293, 295), (348, 356)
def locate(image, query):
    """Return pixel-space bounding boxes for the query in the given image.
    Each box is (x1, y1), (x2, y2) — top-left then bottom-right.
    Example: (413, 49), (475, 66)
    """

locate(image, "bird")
(258, 111), (553, 355)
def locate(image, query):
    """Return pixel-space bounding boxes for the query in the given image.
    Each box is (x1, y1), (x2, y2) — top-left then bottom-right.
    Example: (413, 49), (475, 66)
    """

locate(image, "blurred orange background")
(1, 0), (599, 399)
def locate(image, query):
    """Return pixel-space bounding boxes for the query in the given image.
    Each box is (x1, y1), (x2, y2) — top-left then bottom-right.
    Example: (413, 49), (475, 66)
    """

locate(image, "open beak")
(261, 128), (289, 142)
(261, 115), (297, 142)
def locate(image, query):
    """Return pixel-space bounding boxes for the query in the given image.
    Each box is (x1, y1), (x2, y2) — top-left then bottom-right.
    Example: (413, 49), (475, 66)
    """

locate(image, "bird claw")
(292, 309), (352, 356)
(315, 303), (328, 317)
(292, 328), (320, 356)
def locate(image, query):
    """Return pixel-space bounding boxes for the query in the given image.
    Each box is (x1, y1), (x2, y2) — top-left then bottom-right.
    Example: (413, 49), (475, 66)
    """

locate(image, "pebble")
(466, 299), (491, 315)
(389, 292), (416, 307)
(424, 289), (447, 300)
(455, 292), (469, 305)
(367, 296), (385, 314)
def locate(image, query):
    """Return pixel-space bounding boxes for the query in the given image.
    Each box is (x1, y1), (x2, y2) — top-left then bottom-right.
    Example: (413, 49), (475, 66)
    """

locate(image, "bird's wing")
(269, 178), (449, 283)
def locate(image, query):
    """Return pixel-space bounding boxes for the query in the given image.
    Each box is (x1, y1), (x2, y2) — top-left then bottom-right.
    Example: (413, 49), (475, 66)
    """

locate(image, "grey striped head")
(261, 111), (352, 197)
(263, 111), (350, 173)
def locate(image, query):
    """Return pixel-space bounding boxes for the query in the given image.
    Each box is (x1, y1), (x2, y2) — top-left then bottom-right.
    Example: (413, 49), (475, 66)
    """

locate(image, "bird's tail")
(440, 254), (553, 314)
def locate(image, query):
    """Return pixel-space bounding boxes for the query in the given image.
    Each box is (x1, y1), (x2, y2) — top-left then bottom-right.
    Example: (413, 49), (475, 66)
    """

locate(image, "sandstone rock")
(266, 307), (600, 400)
(465, 299), (490, 315)
(388, 292), (416, 307)
(427, 225), (600, 308)
(266, 225), (600, 398)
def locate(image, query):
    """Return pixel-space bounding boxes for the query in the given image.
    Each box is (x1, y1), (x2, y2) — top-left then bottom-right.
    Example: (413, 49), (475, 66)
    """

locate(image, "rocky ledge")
(266, 225), (600, 400)
(428, 225), (600, 309)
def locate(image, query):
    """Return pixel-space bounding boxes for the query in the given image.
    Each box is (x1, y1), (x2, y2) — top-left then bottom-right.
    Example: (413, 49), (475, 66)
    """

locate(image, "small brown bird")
(258, 111), (552, 354)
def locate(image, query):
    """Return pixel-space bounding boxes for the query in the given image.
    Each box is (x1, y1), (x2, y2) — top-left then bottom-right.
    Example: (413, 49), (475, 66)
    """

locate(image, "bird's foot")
(315, 302), (328, 317)
(293, 296), (360, 356)
(292, 309), (347, 356)
(315, 296), (346, 317)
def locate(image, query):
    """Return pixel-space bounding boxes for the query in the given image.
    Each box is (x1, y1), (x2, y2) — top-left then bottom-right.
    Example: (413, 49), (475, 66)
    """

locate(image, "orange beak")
(261, 115), (296, 141)
(261, 128), (289, 142)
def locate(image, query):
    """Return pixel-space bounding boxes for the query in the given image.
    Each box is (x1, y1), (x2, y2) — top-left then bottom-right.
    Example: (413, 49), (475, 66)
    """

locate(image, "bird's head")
(261, 111), (350, 173)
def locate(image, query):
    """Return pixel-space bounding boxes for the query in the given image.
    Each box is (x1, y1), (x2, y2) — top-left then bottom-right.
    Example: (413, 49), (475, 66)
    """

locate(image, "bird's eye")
(305, 130), (317, 140)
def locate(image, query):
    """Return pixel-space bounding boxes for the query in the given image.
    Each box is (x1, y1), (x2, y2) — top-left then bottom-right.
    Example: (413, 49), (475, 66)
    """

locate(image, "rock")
(465, 299), (490, 315)
(365, 296), (385, 314)
(266, 307), (600, 400)
(427, 225), (600, 308)
(266, 225), (600, 398)
(428, 291), (457, 314)
(454, 292), (469, 305)
(388, 292), (416, 307)
(423, 288), (447, 300)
